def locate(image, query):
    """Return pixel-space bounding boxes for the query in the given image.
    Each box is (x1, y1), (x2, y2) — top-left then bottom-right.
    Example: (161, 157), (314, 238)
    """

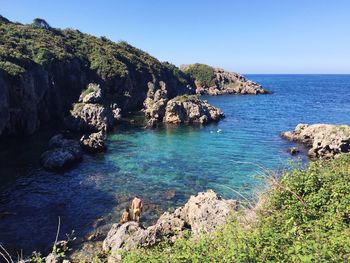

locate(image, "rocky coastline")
(21, 190), (237, 263)
(281, 123), (350, 158)
(181, 64), (271, 96)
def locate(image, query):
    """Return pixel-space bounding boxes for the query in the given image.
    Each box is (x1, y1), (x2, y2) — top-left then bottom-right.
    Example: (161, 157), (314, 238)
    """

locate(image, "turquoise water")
(1, 75), (350, 255)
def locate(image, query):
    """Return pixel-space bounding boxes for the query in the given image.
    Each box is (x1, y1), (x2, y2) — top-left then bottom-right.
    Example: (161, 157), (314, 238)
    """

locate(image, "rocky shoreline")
(181, 64), (271, 96)
(24, 190), (237, 263)
(281, 123), (350, 158)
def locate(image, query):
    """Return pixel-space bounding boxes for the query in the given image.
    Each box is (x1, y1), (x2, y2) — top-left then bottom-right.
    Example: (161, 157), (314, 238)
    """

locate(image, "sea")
(0, 74), (350, 256)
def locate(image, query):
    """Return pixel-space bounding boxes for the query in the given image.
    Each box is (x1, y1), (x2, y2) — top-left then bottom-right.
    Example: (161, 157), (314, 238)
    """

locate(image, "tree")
(32, 18), (51, 30)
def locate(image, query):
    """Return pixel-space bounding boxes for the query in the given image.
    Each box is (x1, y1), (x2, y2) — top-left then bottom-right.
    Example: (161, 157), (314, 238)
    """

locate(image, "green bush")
(183, 63), (216, 87)
(0, 16), (185, 86)
(122, 154), (350, 262)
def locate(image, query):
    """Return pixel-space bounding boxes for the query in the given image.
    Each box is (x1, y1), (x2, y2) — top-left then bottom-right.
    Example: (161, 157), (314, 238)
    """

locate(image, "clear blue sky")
(2, 0), (350, 73)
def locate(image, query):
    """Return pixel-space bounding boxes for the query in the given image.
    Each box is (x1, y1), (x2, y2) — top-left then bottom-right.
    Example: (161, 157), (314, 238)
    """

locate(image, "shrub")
(183, 63), (216, 88)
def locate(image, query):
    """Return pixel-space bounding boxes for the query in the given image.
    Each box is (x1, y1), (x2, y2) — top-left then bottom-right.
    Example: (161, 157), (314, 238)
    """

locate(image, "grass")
(121, 154), (350, 262)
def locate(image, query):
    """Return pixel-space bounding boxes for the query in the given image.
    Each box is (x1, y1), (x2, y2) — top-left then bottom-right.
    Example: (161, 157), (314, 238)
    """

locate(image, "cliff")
(0, 16), (193, 137)
(181, 63), (271, 95)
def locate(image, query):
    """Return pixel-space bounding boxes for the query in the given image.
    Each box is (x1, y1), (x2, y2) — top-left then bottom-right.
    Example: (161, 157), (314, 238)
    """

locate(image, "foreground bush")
(122, 154), (350, 262)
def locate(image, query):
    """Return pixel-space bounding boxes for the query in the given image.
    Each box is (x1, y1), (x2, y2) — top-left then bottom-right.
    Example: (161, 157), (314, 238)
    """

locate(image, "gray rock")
(41, 134), (82, 170)
(282, 124), (350, 158)
(45, 253), (59, 263)
(103, 190), (237, 261)
(80, 131), (106, 153)
(79, 83), (103, 104)
(180, 65), (271, 96)
(164, 95), (224, 124)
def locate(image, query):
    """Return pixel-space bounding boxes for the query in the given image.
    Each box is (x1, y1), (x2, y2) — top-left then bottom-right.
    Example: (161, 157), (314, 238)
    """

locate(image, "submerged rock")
(289, 147), (300, 155)
(282, 124), (350, 158)
(103, 190), (237, 261)
(41, 134), (82, 170)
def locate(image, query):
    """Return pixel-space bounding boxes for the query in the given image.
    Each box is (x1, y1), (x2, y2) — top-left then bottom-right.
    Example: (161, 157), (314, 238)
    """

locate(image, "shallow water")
(0, 75), (350, 256)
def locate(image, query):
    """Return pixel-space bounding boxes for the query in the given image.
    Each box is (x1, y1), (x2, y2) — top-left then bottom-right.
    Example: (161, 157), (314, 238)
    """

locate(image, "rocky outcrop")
(164, 95), (224, 124)
(66, 84), (118, 133)
(181, 64), (271, 96)
(103, 190), (237, 261)
(281, 124), (350, 158)
(80, 130), (106, 153)
(144, 93), (224, 126)
(41, 134), (83, 170)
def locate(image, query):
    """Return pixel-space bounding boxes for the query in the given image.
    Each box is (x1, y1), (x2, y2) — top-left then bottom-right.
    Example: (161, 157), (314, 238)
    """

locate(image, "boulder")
(41, 134), (82, 170)
(80, 131), (106, 153)
(281, 124), (350, 158)
(103, 190), (237, 261)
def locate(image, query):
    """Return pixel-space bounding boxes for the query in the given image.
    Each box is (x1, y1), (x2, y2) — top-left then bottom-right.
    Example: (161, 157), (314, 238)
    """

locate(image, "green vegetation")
(172, 94), (198, 103)
(182, 63), (216, 87)
(0, 16), (182, 83)
(122, 154), (350, 262)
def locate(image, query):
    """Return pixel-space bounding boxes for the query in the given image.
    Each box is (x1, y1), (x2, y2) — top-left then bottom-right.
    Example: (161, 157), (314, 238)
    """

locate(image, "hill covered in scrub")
(181, 63), (271, 95)
(0, 15), (193, 137)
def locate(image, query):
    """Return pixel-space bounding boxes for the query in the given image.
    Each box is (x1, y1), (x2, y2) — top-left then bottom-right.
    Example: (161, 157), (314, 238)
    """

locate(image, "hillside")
(0, 16), (192, 137)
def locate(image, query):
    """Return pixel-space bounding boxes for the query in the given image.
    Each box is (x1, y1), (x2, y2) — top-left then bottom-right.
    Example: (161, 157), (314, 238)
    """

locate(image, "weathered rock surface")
(144, 93), (224, 126)
(66, 84), (117, 133)
(41, 134), (82, 170)
(281, 124), (350, 158)
(103, 190), (237, 261)
(181, 64), (271, 96)
(80, 130), (106, 153)
(164, 95), (224, 124)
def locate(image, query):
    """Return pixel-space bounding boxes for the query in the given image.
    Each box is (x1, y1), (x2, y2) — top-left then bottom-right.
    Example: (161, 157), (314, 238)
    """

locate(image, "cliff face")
(0, 59), (88, 136)
(181, 63), (271, 95)
(0, 17), (193, 137)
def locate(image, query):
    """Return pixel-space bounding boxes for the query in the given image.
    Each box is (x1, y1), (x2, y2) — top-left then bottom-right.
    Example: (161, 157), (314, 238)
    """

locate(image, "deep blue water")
(0, 75), (350, 256)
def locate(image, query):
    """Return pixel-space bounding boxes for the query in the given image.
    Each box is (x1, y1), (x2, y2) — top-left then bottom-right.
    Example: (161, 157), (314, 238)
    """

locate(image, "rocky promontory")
(103, 190), (237, 261)
(144, 94), (224, 127)
(181, 63), (271, 96)
(282, 124), (350, 158)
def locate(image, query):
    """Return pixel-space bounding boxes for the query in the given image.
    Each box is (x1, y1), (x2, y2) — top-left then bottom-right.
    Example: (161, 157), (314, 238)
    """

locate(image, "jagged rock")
(79, 83), (103, 104)
(164, 95), (224, 124)
(41, 134), (82, 170)
(181, 64), (271, 96)
(68, 103), (112, 132)
(282, 124), (350, 158)
(45, 253), (59, 263)
(80, 131), (106, 153)
(103, 190), (237, 261)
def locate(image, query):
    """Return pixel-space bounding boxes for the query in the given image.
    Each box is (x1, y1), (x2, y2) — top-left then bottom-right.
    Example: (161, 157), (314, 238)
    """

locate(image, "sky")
(1, 0), (350, 74)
